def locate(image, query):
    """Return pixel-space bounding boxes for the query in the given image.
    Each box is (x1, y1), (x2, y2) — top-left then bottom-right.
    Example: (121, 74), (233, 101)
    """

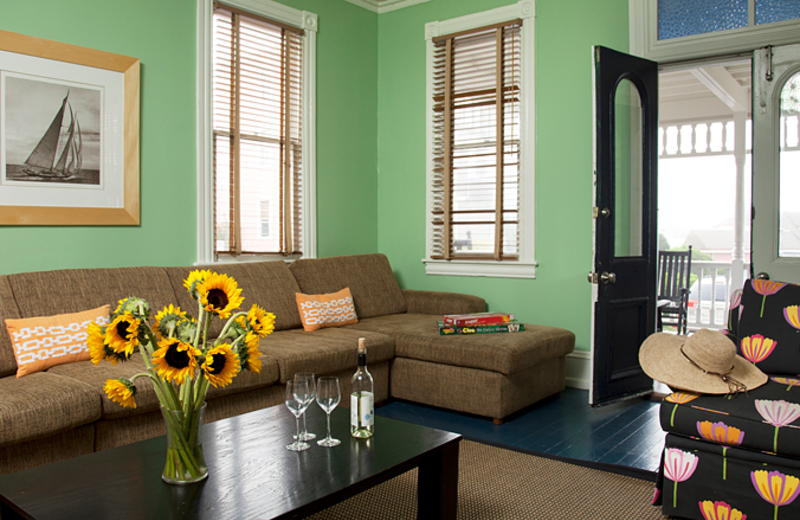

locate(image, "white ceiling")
(660, 61), (752, 124)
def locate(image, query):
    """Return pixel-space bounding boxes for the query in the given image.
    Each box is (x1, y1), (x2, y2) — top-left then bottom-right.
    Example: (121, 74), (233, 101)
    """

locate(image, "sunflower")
(153, 338), (201, 384)
(153, 304), (188, 339)
(196, 273), (243, 319)
(183, 269), (211, 298)
(240, 331), (262, 373)
(114, 297), (150, 320)
(104, 378), (137, 408)
(202, 344), (241, 388)
(245, 304), (276, 338)
(87, 321), (109, 366)
(105, 312), (141, 357)
(87, 321), (130, 365)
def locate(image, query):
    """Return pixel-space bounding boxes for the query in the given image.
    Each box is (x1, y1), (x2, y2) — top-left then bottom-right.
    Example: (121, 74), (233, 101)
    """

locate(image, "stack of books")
(438, 312), (524, 335)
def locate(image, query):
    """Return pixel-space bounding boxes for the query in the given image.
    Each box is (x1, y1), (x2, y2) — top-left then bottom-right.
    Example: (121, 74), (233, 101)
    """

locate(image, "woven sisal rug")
(306, 440), (670, 520)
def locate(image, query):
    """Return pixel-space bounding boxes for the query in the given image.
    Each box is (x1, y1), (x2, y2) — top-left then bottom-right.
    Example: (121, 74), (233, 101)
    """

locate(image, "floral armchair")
(654, 278), (800, 520)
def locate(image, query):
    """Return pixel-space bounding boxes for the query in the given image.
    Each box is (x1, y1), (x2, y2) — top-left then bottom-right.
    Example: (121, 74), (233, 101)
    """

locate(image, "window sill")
(423, 258), (537, 279)
(195, 253), (306, 266)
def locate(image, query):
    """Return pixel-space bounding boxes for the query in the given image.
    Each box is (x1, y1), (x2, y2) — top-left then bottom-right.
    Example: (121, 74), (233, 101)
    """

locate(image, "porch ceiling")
(660, 61), (752, 125)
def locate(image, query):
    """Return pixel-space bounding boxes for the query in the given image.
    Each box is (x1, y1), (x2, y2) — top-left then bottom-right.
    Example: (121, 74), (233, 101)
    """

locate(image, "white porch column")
(731, 110), (747, 291)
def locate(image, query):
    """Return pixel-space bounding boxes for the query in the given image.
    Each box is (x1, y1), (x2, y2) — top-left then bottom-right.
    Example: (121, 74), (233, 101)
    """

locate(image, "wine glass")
(285, 379), (311, 451)
(294, 373), (317, 441)
(316, 376), (341, 447)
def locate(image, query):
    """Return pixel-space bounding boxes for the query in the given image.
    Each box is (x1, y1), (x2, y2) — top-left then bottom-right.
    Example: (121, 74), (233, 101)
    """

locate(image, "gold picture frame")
(0, 30), (139, 225)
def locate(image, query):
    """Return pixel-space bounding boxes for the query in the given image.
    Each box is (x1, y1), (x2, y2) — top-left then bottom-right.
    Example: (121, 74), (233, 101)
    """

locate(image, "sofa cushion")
(0, 276), (21, 377)
(660, 376), (800, 458)
(736, 279), (800, 375)
(260, 328), (394, 383)
(48, 351), (280, 419)
(6, 305), (110, 378)
(0, 372), (100, 447)
(164, 261), (303, 336)
(47, 354), (159, 418)
(347, 314), (575, 375)
(289, 254), (407, 319)
(8, 267), (179, 323)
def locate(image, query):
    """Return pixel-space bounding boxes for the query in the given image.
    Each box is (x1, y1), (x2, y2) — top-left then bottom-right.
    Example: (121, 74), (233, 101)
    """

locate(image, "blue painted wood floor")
(375, 387), (666, 473)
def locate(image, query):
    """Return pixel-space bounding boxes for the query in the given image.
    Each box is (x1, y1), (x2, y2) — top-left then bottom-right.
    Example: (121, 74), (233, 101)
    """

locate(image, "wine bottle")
(350, 338), (374, 438)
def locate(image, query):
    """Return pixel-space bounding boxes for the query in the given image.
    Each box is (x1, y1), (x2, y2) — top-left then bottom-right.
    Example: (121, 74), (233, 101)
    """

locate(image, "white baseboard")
(565, 350), (591, 390)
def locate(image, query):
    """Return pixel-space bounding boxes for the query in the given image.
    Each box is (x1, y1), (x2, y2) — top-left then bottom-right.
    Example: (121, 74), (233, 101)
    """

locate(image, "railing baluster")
(686, 261), (749, 331)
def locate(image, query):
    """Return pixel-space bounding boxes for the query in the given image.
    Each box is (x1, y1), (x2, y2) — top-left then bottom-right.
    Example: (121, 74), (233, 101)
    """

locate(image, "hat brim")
(639, 333), (767, 394)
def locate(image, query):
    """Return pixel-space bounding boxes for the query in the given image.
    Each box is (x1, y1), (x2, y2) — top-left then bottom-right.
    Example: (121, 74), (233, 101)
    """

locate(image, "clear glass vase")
(160, 402), (208, 485)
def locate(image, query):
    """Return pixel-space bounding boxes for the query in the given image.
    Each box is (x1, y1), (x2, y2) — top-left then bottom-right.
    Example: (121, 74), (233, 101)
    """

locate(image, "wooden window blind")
(431, 20), (522, 261)
(212, 3), (304, 257)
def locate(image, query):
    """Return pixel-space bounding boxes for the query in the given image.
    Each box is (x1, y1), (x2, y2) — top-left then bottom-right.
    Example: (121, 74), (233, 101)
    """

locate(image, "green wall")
(0, 0), (379, 274)
(376, 0), (630, 352)
(0, 0), (197, 273)
(1, 0), (631, 354)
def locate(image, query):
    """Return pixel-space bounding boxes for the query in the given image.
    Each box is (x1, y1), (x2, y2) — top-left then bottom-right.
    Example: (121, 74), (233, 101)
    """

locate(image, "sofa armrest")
(401, 289), (486, 315)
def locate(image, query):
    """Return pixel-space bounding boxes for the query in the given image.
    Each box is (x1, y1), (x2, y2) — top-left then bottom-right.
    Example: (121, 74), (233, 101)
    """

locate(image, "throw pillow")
(5, 305), (111, 378)
(295, 288), (358, 332)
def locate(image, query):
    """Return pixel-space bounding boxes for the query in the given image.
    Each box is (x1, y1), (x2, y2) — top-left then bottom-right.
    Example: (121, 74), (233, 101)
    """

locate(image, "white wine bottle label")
(361, 392), (374, 426)
(350, 394), (358, 427)
(350, 392), (374, 427)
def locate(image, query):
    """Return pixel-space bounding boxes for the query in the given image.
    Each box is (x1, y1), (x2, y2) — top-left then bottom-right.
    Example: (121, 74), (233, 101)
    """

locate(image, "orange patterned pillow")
(295, 288), (358, 332)
(5, 305), (111, 378)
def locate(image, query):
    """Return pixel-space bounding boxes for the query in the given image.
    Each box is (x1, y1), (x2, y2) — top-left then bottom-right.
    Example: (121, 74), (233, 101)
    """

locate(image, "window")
(631, 0), (800, 61)
(424, 0), (536, 278)
(260, 200), (270, 238)
(197, 0), (316, 263)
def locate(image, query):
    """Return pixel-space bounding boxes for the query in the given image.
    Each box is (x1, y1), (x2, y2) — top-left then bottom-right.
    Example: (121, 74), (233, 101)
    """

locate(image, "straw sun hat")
(639, 328), (767, 395)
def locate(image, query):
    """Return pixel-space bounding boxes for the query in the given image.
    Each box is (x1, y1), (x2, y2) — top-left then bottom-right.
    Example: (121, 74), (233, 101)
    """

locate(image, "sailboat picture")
(2, 74), (101, 186)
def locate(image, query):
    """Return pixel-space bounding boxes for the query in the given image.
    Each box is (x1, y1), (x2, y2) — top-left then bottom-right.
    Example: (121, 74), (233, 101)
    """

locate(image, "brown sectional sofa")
(0, 254), (574, 475)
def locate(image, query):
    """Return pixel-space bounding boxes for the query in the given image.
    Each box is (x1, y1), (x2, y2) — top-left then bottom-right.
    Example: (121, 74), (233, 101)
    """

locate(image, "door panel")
(753, 44), (800, 282)
(591, 46), (658, 406)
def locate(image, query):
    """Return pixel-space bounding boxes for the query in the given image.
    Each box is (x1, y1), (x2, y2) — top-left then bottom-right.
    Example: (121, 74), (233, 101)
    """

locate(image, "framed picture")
(0, 30), (139, 225)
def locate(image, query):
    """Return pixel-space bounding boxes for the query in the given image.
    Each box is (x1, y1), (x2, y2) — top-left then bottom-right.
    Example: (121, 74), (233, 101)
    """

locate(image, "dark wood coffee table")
(0, 405), (460, 519)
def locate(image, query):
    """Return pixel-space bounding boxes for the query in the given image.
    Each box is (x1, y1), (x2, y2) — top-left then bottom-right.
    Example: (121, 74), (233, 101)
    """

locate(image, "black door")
(590, 46), (658, 406)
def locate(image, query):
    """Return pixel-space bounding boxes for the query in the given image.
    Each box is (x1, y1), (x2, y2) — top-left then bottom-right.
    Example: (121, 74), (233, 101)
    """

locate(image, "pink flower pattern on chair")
(728, 289), (743, 330)
(752, 280), (786, 318)
(785, 306), (800, 330)
(755, 399), (800, 453)
(771, 377), (800, 391)
(751, 470), (800, 520)
(741, 334), (778, 364)
(784, 307), (800, 352)
(664, 448), (699, 508)
(697, 421), (745, 479)
(699, 500), (747, 520)
(665, 391), (700, 427)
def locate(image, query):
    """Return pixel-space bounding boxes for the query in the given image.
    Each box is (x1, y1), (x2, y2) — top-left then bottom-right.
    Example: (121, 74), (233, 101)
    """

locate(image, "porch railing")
(685, 260), (750, 331)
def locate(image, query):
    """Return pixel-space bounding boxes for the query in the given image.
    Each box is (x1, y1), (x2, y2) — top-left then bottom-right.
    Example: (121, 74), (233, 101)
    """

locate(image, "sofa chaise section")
(290, 253), (576, 423)
(351, 314), (575, 422)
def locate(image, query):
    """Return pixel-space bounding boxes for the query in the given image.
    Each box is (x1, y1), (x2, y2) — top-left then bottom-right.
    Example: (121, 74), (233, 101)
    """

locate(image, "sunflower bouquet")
(87, 270), (275, 484)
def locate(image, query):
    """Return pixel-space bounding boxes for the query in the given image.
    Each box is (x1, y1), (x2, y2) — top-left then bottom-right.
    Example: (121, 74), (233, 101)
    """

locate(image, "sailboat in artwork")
(23, 90), (82, 179)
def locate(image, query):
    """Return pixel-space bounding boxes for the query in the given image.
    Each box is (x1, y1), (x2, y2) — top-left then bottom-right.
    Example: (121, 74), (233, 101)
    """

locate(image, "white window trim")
(423, 0), (537, 279)
(196, 0), (317, 265)
(630, 0), (800, 61)
(344, 0), (430, 14)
